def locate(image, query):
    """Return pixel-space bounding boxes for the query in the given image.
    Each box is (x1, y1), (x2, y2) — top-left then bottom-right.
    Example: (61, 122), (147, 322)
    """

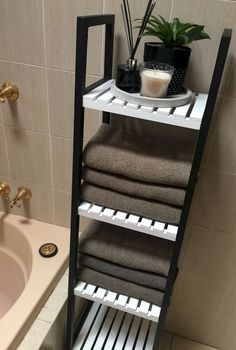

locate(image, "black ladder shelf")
(65, 14), (231, 350)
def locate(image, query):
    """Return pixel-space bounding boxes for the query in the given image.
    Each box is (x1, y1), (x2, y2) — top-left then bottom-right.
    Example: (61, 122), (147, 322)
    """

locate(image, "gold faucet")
(0, 181), (11, 199)
(10, 186), (32, 208)
(0, 82), (19, 103)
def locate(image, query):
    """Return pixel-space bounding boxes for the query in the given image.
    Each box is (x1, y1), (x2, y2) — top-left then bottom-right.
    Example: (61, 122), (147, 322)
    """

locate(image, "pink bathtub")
(0, 212), (69, 350)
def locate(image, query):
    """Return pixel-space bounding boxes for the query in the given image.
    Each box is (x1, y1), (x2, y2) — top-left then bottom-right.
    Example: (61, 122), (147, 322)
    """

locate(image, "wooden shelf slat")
(74, 282), (161, 323)
(78, 201), (178, 241)
(73, 302), (158, 350)
(83, 79), (207, 130)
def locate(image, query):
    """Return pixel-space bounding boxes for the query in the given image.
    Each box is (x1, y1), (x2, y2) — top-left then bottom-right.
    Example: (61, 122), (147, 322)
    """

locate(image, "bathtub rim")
(0, 211), (69, 350)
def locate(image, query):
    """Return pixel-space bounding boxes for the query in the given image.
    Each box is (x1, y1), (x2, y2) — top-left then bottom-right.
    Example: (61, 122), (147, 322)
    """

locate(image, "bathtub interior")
(0, 213), (69, 350)
(0, 220), (33, 319)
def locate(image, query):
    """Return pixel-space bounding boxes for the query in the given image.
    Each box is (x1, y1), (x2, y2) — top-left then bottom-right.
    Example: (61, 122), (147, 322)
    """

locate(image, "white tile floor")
(18, 270), (221, 350)
(160, 333), (219, 350)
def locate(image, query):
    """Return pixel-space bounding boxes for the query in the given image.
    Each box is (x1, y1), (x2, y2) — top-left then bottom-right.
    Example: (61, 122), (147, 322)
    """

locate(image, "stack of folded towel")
(82, 123), (195, 224)
(78, 220), (173, 305)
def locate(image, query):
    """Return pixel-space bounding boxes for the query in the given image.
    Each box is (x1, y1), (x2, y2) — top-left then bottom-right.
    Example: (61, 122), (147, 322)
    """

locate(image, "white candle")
(140, 69), (172, 98)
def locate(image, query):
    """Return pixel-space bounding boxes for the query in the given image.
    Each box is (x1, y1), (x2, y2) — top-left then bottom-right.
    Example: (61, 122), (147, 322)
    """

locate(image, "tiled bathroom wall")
(0, 1), (236, 349)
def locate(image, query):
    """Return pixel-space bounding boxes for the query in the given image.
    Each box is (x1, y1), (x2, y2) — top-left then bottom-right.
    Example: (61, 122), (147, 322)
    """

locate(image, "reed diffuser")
(116, 0), (156, 93)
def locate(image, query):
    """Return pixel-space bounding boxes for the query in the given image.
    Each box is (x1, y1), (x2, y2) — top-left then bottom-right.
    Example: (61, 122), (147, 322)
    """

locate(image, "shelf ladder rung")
(101, 208), (115, 218)
(74, 281), (160, 322)
(146, 322), (158, 350)
(93, 287), (107, 300)
(113, 313), (133, 350)
(152, 221), (165, 231)
(173, 100), (193, 119)
(124, 316), (142, 349)
(103, 311), (124, 350)
(104, 290), (117, 304)
(83, 79), (206, 129)
(93, 308), (117, 350)
(82, 283), (96, 296)
(140, 105), (154, 113)
(125, 297), (139, 311)
(113, 210), (127, 221)
(189, 93), (208, 122)
(78, 201), (178, 241)
(137, 300), (150, 316)
(83, 80), (112, 102)
(88, 204), (103, 214)
(156, 107), (172, 116)
(111, 98), (126, 107)
(96, 90), (114, 104)
(114, 294), (129, 307)
(73, 302), (100, 349)
(125, 214), (140, 225)
(148, 304), (161, 321)
(81, 304), (108, 349)
(135, 319), (150, 350)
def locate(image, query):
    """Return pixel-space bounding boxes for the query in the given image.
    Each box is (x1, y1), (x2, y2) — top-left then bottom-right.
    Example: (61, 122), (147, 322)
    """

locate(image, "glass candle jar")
(139, 62), (174, 98)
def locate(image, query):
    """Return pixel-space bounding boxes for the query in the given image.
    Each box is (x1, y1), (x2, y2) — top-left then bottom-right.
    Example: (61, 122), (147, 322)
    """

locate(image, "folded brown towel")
(81, 182), (181, 224)
(83, 124), (194, 187)
(79, 253), (167, 291)
(80, 221), (173, 277)
(82, 166), (185, 207)
(78, 267), (164, 305)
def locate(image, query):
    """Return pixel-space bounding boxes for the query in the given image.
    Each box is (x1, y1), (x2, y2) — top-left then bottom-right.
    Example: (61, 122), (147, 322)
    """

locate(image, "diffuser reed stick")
(132, 0), (156, 59)
(121, 0), (156, 61)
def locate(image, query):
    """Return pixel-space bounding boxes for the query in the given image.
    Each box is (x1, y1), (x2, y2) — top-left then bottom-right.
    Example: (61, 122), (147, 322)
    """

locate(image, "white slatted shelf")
(73, 303), (157, 350)
(78, 201), (178, 241)
(83, 79), (207, 130)
(74, 281), (161, 323)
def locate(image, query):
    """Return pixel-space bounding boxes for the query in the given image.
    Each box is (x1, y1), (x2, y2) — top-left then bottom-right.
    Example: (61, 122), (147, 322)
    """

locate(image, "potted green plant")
(141, 16), (210, 94)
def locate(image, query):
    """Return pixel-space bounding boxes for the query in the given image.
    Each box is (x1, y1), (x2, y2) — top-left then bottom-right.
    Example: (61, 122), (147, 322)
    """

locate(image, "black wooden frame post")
(65, 13), (231, 350)
(65, 15), (114, 350)
(153, 29), (232, 349)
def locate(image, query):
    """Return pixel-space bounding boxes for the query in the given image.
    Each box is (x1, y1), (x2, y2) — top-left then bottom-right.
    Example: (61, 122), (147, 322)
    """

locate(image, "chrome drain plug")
(39, 243), (58, 258)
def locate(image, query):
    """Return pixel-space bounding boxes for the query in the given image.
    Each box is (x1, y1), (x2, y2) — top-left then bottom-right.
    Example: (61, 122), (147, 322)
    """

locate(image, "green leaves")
(140, 16), (210, 48)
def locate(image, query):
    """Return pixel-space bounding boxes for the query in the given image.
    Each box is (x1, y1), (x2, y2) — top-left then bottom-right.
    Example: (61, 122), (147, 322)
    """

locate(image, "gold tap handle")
(0, 82), (19, 103)
(17, 186), (32, 200)
(9, 186), (32, 208)
(0, 182), (11, 198)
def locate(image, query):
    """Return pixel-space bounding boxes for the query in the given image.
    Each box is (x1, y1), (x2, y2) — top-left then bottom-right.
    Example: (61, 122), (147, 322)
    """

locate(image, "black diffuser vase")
(144, 42), (191, 95)
(116, 0), (156, 93)
(116, 59), (140, 93)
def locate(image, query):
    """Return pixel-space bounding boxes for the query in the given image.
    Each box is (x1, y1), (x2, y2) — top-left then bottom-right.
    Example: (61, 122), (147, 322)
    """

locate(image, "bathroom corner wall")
(0, 0), (103, 225)
(1, 1), (236, 349)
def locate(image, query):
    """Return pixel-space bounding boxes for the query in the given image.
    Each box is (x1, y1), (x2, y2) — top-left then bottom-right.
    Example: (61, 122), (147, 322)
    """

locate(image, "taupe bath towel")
(80, 221), (173, 277)
(83, 124), (194, 187)
(78, 267), (164, 306)
(81, 182), (181, 224)
(82, 166), (185, 207)
(79, 253), (167, 291)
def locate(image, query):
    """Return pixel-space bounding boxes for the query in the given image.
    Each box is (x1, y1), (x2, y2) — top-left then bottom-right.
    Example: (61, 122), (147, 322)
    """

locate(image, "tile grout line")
(0, 57), (103, 78)
(1, 125), (12, 180)
(0, 98), (12, 178)
(0, 174), (65, 194)
(189, 221), (236, 235)
(2, 124), (75, 140)
(41, 0), (55, 223)
(201, 164), (236, 178)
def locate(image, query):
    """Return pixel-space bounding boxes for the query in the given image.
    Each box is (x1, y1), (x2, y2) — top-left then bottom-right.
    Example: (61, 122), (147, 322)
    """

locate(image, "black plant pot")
(144, 42), (191, 95)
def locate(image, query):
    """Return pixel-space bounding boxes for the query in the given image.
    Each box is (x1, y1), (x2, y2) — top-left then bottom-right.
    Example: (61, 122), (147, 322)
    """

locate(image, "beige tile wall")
(0, 1), (236, 349)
